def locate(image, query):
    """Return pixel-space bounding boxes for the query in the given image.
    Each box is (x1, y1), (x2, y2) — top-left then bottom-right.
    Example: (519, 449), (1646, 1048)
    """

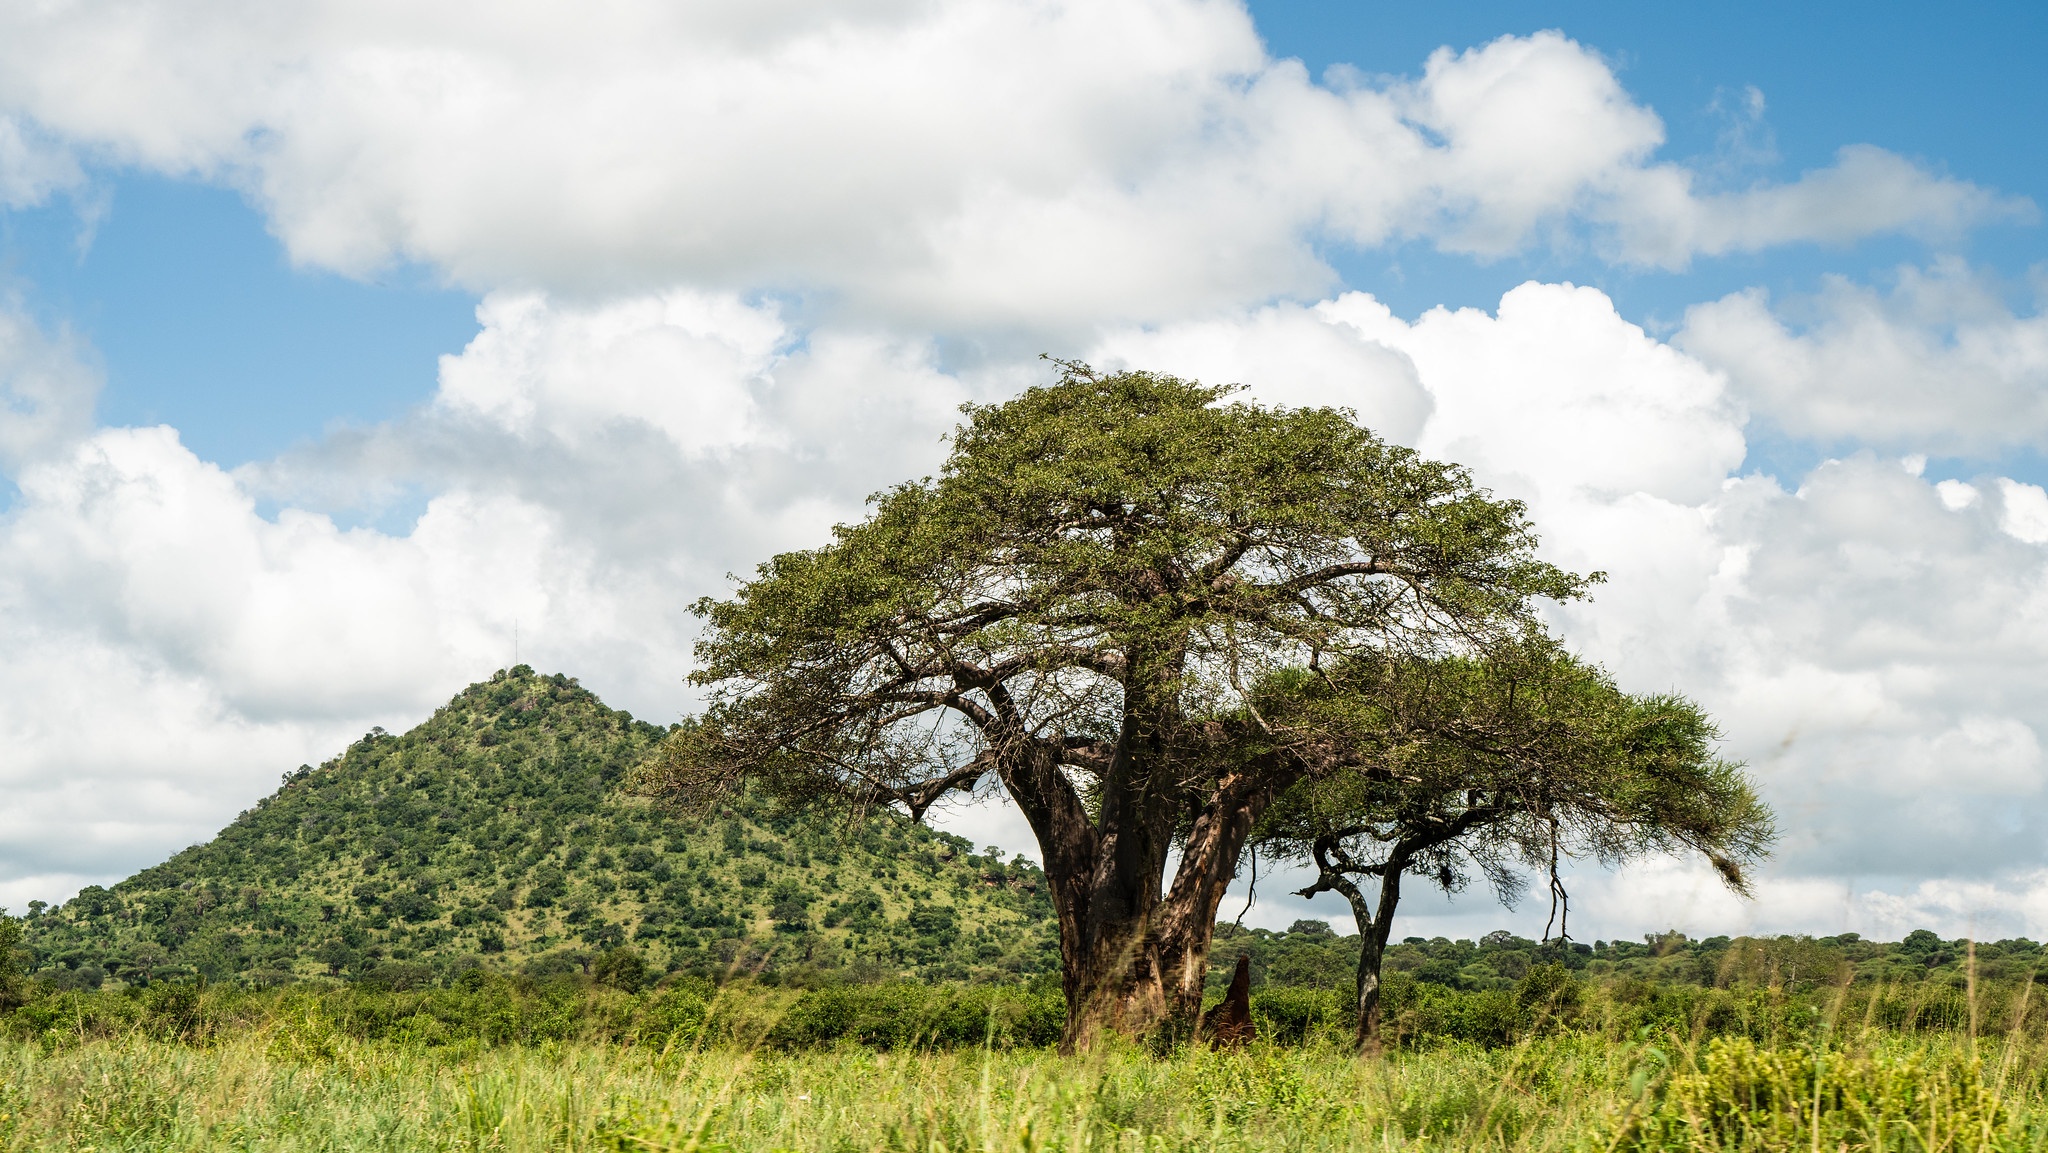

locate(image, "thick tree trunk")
(1157, 773), (1280, 1026)
(1000, 739), (1285, 1051)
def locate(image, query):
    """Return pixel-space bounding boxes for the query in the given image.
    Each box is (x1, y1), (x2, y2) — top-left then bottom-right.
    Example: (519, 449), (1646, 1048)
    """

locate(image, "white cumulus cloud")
(1680, 261), (2048, 453)
(0, 302), (99, 470)
(0, 6), (2016, 329)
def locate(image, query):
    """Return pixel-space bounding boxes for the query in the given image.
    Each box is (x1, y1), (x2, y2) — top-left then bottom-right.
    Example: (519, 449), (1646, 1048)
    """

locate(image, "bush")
(1612, 1035), (2007, 1150)
(0, 915), (26, 1011)
(1250, 988), (1345, 1045)
(766, 983), (1062, 1050)
(594, 948), (648, 992)
(633, 984), (711, 1048)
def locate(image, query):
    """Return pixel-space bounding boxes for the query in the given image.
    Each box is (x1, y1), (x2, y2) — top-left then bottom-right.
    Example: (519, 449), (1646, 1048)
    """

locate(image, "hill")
(21, 667), (1060, 989)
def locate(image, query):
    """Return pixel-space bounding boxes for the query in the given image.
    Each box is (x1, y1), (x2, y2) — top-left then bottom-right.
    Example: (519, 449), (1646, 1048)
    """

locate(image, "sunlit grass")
(8, 1024), (2048, 1151)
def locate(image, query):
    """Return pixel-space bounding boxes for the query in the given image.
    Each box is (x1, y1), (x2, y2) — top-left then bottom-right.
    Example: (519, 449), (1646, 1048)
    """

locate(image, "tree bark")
(1156, 769), (1289, 1026)
(1352, 866), (1403, 1053)
(1301, 841), (1411, 1054)
(999, 738), (1290, 1050)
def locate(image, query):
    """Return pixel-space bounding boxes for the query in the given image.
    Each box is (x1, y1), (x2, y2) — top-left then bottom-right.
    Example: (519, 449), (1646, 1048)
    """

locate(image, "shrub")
(1250, 988), (1344, 1045)
(1612, 1035), (2008, 1150)
(765, 983), (1062, 1050)
(594, 948), (649, 993)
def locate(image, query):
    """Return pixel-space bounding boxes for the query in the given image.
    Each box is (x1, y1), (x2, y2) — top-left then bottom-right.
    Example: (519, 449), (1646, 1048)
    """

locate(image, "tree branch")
(1270, 559), (1406, 595)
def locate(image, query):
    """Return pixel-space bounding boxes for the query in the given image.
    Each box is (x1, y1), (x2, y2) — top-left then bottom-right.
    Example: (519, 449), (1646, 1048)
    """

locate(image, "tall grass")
(6, 1024), (2048, 1150)
(11, 972), (2048, 1149)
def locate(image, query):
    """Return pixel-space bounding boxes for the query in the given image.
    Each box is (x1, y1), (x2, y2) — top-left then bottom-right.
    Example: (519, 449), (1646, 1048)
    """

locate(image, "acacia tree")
(1250, 636), (1774, 1049)
(645, 364), (1588, 1048)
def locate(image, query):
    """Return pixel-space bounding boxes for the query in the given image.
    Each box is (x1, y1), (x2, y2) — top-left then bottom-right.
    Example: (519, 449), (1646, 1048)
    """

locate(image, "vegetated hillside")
(22, 667), (1059, 989)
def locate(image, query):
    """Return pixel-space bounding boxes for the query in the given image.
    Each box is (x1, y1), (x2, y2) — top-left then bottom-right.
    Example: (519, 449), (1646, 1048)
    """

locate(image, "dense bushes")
(0, 975), (1065, 1054)
(765, 984), (1063, 1049)
(12, 966), (2041, 1058)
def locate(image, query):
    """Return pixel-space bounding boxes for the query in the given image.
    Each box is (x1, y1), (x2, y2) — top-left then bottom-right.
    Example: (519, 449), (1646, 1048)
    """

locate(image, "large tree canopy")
(1249, 636), (1774, 1048)
(647, 363), (1592, 1048)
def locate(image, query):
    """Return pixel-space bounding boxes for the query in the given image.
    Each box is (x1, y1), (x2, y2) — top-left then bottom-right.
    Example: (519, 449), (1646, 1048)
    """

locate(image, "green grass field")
(6, 983), (2048, 1152)
(1, 1029), (2039, 1151)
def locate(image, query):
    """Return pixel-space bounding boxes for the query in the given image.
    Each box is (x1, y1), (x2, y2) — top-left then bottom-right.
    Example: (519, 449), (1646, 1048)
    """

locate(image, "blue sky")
(1255, 0), (2048, 493)
(1, 0), (2046, 941)
(1, 177), (475, 467)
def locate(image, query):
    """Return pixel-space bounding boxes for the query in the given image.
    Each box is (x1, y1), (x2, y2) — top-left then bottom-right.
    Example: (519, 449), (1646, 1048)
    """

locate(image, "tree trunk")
(1352, 867), (1403, 1053)
(1309, 847), (1410, 1054)
(1156, 772), (1283, 1026)
(1000, 740), (1284, 1051)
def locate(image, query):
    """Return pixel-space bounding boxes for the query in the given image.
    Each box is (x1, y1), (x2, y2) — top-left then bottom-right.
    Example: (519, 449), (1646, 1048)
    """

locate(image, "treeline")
(2, 958), (2042, 1058)
(1211, 921), (2040, 999)
(5, 973), (1069, 1053)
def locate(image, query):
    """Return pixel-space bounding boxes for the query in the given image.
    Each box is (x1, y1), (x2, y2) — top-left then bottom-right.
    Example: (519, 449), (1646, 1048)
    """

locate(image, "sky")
(0, 0), (2046, 946)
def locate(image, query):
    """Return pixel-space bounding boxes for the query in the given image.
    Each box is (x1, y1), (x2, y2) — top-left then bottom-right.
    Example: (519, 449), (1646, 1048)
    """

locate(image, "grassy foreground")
(3, 1026), (2047, 1151)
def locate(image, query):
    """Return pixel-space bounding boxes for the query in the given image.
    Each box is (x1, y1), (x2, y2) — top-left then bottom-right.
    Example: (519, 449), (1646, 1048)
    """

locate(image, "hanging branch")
(1233, 850), (1259, 930)
(1542, 813), (1570, 944)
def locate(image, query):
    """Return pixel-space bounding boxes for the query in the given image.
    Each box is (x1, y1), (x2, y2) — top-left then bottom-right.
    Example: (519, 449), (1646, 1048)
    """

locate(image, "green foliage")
(659, 363), (1590, 818)
(0, 911), (25, 1010)
(20, 667), (1058, 990)
(1615, 1035), (2009, 1151)
(1253, 635), (1773, 909)
(764, 983), (1064, 1050)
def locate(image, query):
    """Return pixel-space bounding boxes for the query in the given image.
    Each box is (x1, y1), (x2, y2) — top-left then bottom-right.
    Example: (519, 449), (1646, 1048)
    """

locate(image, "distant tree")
(0, 911), (25, 1009)
(126, 944), (168, 986)
(1251, 636), (1773, 1049)
(644, 363), (1588, 1048)
(593, 946), (648, 991)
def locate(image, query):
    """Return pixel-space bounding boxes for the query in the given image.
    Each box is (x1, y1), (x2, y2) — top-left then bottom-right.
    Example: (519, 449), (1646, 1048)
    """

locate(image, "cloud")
(0, 115), (82, 209)
(1603, 146), (2033, 269)
(434, 291), (788, 457)
(0, 8), (2014, 327)
(1653, 458), (2048, 884)
(0, 302), (99, 470)
(2002, 480), (2048, 545)
(1088, 301), (1434, 443)
(1679, 261), (2048, 453)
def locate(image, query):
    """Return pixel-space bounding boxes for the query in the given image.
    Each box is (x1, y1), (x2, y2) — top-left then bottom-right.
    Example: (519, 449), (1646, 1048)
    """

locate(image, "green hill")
(21, 667), (1060, 989)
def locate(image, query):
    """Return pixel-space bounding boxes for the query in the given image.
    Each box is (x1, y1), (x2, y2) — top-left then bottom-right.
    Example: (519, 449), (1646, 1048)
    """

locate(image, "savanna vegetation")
(3, 368), (2007, 1149)
(3, 665), (2041, 1150)
(4, 665), (2035, 1151)
(5, 933), (2048, 1151)
(17, 667), (1060, 993)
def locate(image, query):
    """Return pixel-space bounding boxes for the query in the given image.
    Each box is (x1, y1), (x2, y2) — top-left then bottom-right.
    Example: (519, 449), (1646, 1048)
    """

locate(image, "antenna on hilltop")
(514, 619), (520, 668)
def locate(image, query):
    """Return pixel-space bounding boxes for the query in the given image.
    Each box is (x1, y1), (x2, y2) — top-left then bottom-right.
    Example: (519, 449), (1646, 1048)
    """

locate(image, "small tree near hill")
(644, 362), (1592, 1050)
(1251, 636), (1774, 1050)
(0, 911), (26, 1010)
